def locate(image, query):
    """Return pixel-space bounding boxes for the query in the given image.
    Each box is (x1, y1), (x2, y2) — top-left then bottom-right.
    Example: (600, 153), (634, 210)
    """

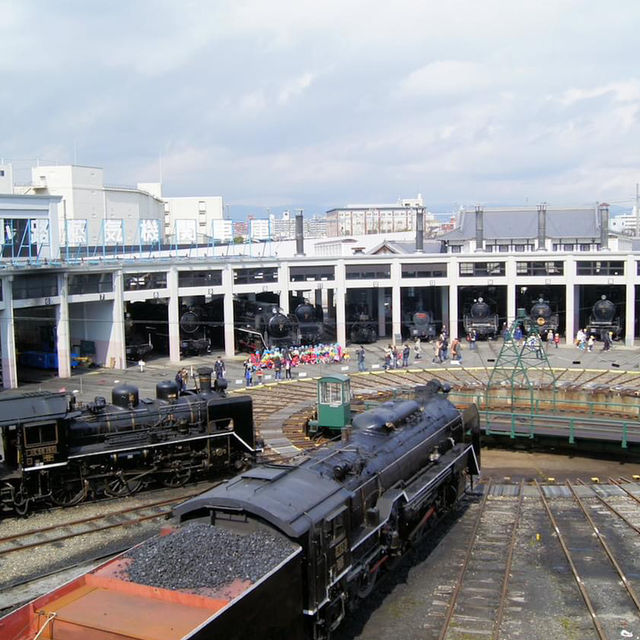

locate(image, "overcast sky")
(1, 1), (639, 214)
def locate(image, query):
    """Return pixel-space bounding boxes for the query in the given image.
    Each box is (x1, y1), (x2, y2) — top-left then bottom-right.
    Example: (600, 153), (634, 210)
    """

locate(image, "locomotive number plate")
(26, 445), (57, 457)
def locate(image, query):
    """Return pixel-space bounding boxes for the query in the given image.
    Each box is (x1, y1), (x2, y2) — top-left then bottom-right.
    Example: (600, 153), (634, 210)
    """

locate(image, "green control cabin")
(309, 374), (352, 434)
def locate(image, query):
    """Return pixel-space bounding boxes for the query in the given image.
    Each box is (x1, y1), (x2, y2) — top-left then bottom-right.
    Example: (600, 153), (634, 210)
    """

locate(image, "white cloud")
(277, 72), (314, 105)
(401, 61), (494, 97)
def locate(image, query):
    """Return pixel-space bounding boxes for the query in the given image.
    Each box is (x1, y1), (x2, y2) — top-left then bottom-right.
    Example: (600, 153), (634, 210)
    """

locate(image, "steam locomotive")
(2, 381), (480, 640)
(529, 297), (559, 335)
(235, 298), (297, 349)
(294, 302), (323, 344)
(586, 295), (622, 339)
(179, 306), (212, 356)
(349, 312), (378, 344)
(0, 367), (255, 515)
(463, 297), (500, 338)
(405, 310), (437, 340)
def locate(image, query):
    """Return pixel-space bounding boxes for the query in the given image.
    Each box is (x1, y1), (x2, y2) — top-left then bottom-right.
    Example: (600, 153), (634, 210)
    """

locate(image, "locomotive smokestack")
(416, 207), (424, 253)
(197, 366), (213, 392)
(474, 205), (484, 251)
(537, 202), (547, 250)
(295, 209), (305, 256)
(599, 202), (609, 250)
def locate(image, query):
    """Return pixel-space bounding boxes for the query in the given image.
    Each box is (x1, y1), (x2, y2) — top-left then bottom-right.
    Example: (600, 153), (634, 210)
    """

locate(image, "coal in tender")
(124, 522), (297, 591)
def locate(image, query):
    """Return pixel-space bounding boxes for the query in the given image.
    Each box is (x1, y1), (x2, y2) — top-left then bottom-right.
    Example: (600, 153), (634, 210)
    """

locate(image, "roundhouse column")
(440, 286), (450, 335)
(223, 265), (235, 357)
(625, 255), (635, 347)
(391, 261), (402, 342)
(278, 261), (290, 315)
(167, 267), (180, 363)
(335, 261), (347, 346)
(56, 272), (72, 379)
(448, 256), (461, 340)
(0, 276), (18, 389)
(107, 270), (126, 369)
(564, 256), (576, 345)
(377, 289), (386, 339)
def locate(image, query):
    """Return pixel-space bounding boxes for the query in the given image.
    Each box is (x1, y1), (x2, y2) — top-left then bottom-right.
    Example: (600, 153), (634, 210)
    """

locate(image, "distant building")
(610, 208), (640, 236)
(15, 165), (165, 248)
(325, 194), (435, 237)
(163, 195), (225, 244)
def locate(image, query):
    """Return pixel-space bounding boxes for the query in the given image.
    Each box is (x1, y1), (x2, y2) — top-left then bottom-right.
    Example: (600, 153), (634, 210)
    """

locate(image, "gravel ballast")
(124, 521), (298, 591)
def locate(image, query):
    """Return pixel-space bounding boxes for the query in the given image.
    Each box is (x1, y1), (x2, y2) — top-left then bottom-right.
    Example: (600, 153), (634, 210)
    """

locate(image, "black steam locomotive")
(179, 306), (212, 356)
(294, 302), (323, 344)
(349, 312), (378, 344)
(405, 310), (437, 340)
(463, 297), (499, 338)
(173, 381), (481, 639)
(235, 298), (297, 349)
(0, 367), (255, 515)
(529, 297), (559, 335)
(586, 295), (622, 339)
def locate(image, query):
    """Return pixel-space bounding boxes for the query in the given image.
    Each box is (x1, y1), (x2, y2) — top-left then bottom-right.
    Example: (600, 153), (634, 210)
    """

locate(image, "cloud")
(401, 61), (494, 97)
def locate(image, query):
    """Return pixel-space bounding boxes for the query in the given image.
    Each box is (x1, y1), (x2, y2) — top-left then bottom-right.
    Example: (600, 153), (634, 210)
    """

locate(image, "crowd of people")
(242, 344), (349, 386)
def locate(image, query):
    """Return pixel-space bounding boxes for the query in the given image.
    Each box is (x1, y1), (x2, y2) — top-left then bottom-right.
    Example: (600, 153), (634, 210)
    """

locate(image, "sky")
(1, 1), (639, 216)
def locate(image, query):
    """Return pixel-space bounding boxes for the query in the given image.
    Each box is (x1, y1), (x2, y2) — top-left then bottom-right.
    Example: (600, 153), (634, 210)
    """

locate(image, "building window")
(514, 244), (525, 252)
(290, 266), (335, 282)
(178, 270), (222, 287)
(485, 245), (493, 252)
(576, 261), (624, 276)
(450, 245), (462, 253)
(459, 262), (506, 277)
(563, 244), (574, 251)
(516, 261), (564, 276)
(124, 272), (168, 291)
(345, 264), (391, 280)
(234, 267), (278, 285)
(498, 245), (509, 252)
(579, 243), (591, 251)
(0, 170), (4, 177)
(401, 263), (447, 278)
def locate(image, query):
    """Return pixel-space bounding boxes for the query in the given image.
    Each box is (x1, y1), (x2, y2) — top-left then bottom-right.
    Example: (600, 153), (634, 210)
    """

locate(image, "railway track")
(0, 491), (204, 558)
(371, 478), (640, 640)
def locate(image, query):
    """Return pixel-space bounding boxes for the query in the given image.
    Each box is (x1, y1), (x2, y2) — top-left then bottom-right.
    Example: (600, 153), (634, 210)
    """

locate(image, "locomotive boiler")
(586, 295), (622, 339)
(529, 297), (559, 335)
(405, 310), (437, 340)
(463, 297), (499, 338)
(179, 306), (212, 356)
(294, 302), (323, 344)
(235, 298), (298, 348)
(1, 380), (479, 640)
(0, 367), (255, 515)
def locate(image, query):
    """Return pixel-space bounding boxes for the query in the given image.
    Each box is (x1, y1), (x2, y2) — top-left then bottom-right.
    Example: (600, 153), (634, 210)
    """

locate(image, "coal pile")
(124, 522), (297, 591)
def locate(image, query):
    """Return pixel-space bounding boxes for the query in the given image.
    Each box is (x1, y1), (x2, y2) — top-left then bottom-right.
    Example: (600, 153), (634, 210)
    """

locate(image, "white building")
(163, 195), (225, 243)
(249, 218), (271, 241)
(610, 208), (640, 236)
(325, 194), (436, 237)
(21, 165), (165, 248)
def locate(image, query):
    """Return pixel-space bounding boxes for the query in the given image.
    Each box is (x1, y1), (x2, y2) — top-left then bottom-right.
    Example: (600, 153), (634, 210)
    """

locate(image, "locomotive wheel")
(13, 487), (30, 516)
(160, 467), (192, 488)
(104, 474), (144, 498)
(50, 474), (85, 507)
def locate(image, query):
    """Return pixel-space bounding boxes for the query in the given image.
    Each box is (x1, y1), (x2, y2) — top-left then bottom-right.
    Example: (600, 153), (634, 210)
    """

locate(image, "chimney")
(295, 209), (305, 256)
(475, 205), (484, 251)
(416, 207), (424, 253)
(537, 202), (547, 250)
(197, 366), (213, 392)
(599, 203), (609, 250)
